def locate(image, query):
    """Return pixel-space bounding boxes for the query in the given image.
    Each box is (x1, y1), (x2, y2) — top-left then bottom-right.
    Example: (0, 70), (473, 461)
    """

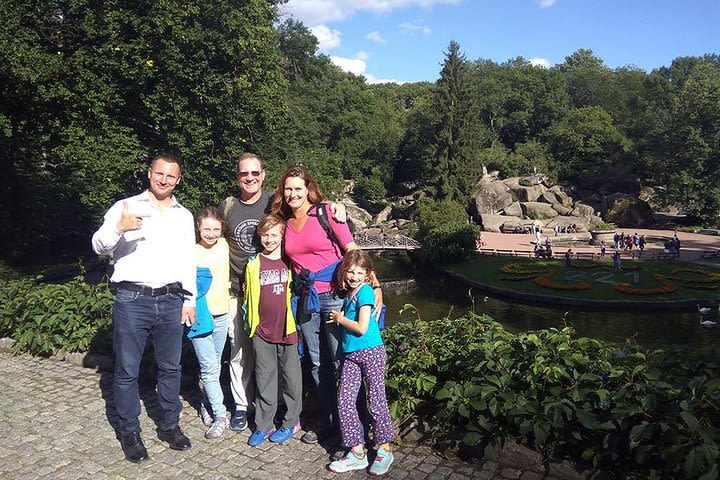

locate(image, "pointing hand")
(116, 201), (146, 233)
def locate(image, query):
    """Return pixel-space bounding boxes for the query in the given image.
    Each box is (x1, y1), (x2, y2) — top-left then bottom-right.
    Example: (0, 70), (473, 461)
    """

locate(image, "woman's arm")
(328, 305), (371, 335)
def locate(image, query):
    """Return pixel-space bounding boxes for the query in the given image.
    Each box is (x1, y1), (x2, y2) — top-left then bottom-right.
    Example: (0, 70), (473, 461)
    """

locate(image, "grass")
(445, 255), (720, 302)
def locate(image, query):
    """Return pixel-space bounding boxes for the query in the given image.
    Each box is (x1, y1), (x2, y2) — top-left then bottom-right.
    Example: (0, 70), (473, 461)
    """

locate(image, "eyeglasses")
(238, 170), (262, 178)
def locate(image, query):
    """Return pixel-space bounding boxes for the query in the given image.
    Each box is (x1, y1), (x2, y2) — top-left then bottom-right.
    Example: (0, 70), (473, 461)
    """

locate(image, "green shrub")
(0, 276), (113, 356)
(383, 315), (720, 478)
(355, 176), (388, 205)
(416, 224), (477, 263)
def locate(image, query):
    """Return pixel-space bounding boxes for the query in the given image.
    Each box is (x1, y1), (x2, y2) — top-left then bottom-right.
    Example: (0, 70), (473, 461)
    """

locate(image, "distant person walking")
(613, 251), (622, 271)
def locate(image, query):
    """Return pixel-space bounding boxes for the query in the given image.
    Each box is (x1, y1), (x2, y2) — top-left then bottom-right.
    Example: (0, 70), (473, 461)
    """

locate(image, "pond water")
(372, 252), (720, 349)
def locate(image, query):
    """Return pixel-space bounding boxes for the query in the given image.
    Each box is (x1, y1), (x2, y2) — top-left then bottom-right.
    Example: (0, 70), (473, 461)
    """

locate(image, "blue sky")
(280, 0), (720, 83)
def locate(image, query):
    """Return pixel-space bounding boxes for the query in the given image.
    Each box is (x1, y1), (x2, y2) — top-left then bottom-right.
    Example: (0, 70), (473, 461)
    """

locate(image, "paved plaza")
(0, 352), (496, 480)
(480, 228), (719, 261)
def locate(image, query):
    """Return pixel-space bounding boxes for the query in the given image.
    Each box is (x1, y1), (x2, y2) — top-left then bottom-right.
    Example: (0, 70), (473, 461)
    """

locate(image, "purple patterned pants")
(337, 346), (395, 448)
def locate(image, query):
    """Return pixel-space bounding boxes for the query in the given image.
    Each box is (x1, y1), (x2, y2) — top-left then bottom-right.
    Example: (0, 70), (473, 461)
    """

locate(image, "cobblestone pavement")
(0, 353), (495, 480)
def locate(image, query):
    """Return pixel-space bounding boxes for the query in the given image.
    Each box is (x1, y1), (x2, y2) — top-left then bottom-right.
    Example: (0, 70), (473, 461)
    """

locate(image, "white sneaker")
(199, 403), (213, 427)
(205, 416), (228, 439)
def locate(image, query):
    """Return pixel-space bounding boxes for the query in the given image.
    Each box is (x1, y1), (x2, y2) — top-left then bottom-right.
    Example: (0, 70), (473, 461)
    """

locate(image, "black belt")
(112, 281), (190, 297)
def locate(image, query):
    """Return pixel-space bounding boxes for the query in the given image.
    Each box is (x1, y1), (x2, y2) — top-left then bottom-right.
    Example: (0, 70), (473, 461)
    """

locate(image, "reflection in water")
(373, 252), (720, 349)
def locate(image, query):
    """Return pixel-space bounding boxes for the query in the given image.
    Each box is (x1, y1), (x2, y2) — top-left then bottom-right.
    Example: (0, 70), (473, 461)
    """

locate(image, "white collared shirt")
(91, 191), (196, 306)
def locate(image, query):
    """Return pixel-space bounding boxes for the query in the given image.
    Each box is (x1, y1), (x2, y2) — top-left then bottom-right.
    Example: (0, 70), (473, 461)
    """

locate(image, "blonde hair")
(337, 250), (375, 290)
(257, 214), (285, 235)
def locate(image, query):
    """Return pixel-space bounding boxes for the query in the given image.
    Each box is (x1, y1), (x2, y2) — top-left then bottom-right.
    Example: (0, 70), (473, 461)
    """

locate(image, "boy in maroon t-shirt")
(244, 215), (302, 446)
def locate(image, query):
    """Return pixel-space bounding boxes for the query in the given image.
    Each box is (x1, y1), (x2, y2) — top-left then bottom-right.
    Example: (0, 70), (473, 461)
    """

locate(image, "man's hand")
(116, 201), (147, 233)
(372, 288), (384, 318)
(327, 310), (343, 324)
(181, 306), (196, 326)
(329, 202), (347, 223)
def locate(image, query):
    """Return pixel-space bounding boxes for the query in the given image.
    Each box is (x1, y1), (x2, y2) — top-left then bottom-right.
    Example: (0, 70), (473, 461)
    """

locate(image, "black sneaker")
(120, 432), (148, 463)
(157, 426), (192, 451)
(301, 428), (336, 445)
(229, 410), (247, 431)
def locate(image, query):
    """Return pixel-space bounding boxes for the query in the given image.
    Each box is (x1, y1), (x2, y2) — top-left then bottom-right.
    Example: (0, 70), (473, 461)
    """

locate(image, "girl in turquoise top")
(326, 250), (394, 476)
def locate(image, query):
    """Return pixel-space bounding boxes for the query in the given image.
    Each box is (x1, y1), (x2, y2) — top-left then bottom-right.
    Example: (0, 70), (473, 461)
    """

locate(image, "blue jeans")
(191, 313), (229, 419)
(299, 290), (344, 433)
(112, 288), (184, 436)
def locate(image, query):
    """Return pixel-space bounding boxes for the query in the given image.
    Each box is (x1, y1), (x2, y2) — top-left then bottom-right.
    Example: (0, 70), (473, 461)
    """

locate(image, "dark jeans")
(112, 288), (183, 436)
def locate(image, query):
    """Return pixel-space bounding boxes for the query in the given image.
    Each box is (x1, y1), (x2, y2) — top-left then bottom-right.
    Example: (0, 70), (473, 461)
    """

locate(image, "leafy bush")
(416, 224), (477, 263)
(384, 314), (720, 478)
(414, 197), (476, 263)
(355, 176), (388, 205)
(0, 276), (113, 356)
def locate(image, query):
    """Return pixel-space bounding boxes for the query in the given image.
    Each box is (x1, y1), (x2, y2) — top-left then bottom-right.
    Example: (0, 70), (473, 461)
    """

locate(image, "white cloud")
(330, 55), (409, 84)
(283, 0), (461, 26)
(399, 21), (432, 35)
(529, 57), (551, 68)
(330, 55), (367, 75)
(310, 25), (342, 52)
(366, 74), (406, 84)
(538, 0), (556, 7)
(366, 31), (386, 43)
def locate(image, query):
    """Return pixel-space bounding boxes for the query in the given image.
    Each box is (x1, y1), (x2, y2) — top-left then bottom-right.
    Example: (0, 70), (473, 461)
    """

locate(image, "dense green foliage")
(385, 315), (720, 478)
(415, 197), (477, 263)
(2, 1), (719, 264)
(0, 276), (113, 355)
(2, 270), (720, 477)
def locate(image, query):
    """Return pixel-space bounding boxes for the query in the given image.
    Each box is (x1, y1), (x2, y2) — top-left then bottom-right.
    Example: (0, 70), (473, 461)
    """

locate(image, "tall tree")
(0, 0), (288, 263)
(429, 41), (487, 201)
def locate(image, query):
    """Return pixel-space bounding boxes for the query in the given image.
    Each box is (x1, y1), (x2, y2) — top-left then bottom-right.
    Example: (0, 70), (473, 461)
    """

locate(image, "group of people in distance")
(613, 232), (647, 252)
(91, 152), (395, 475)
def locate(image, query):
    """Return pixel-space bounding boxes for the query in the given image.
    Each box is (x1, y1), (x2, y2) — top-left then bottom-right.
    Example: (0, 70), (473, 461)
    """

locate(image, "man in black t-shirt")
(219, 153), (346, 433)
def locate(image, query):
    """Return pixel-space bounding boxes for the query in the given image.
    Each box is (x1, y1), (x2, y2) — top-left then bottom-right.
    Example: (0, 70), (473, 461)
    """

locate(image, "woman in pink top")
(270, 166), (373, 445)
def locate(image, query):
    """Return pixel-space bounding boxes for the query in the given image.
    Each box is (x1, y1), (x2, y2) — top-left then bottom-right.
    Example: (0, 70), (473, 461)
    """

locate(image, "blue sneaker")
(269, 426), (294, 444)
(248, 429), (271, 447)
(230, 410), (247, 431)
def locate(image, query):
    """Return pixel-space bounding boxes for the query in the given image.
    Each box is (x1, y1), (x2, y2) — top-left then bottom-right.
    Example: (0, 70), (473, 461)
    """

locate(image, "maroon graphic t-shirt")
(257, 255), (297, 345)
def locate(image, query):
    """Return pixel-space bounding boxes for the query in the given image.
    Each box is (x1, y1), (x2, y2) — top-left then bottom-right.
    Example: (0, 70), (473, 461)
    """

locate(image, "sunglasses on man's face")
(238, 170), (262, 178)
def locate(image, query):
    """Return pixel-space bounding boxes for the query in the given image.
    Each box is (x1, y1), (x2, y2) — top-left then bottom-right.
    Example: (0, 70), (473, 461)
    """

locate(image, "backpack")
(312, 203), (355, 252)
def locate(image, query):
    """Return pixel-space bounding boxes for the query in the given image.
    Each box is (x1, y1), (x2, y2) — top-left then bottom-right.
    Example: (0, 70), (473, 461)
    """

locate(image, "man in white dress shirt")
(92, 154), (196, 463)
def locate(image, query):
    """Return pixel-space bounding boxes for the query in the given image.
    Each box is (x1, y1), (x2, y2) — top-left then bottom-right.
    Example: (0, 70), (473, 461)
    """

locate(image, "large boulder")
(342, 200), (373, 226)
(502, 201), (523, 217)
(545, 216), (589, 232)
(570, 202), (597, 220)
(539, 191), (559, 204)
(521, 202), (558, 220)
(552, 204), (572, 215)
(604, 194), (653, 227)
(473, 178), (514, 215)
(503, 177), (545, 202)
(374, 205), (393, 224)
(480, 214), (522, 233)
(549, 186), (573, 206)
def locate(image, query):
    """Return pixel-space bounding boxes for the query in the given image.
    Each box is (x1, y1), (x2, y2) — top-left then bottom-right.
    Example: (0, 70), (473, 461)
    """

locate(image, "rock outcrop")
(473, 178), (514, 214)
(471, 175), (607, 232)
(604, 194), (653, 227)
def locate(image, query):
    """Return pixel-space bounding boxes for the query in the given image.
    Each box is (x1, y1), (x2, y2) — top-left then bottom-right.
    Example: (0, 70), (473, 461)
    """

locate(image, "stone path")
(0, 353), (501, 480)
